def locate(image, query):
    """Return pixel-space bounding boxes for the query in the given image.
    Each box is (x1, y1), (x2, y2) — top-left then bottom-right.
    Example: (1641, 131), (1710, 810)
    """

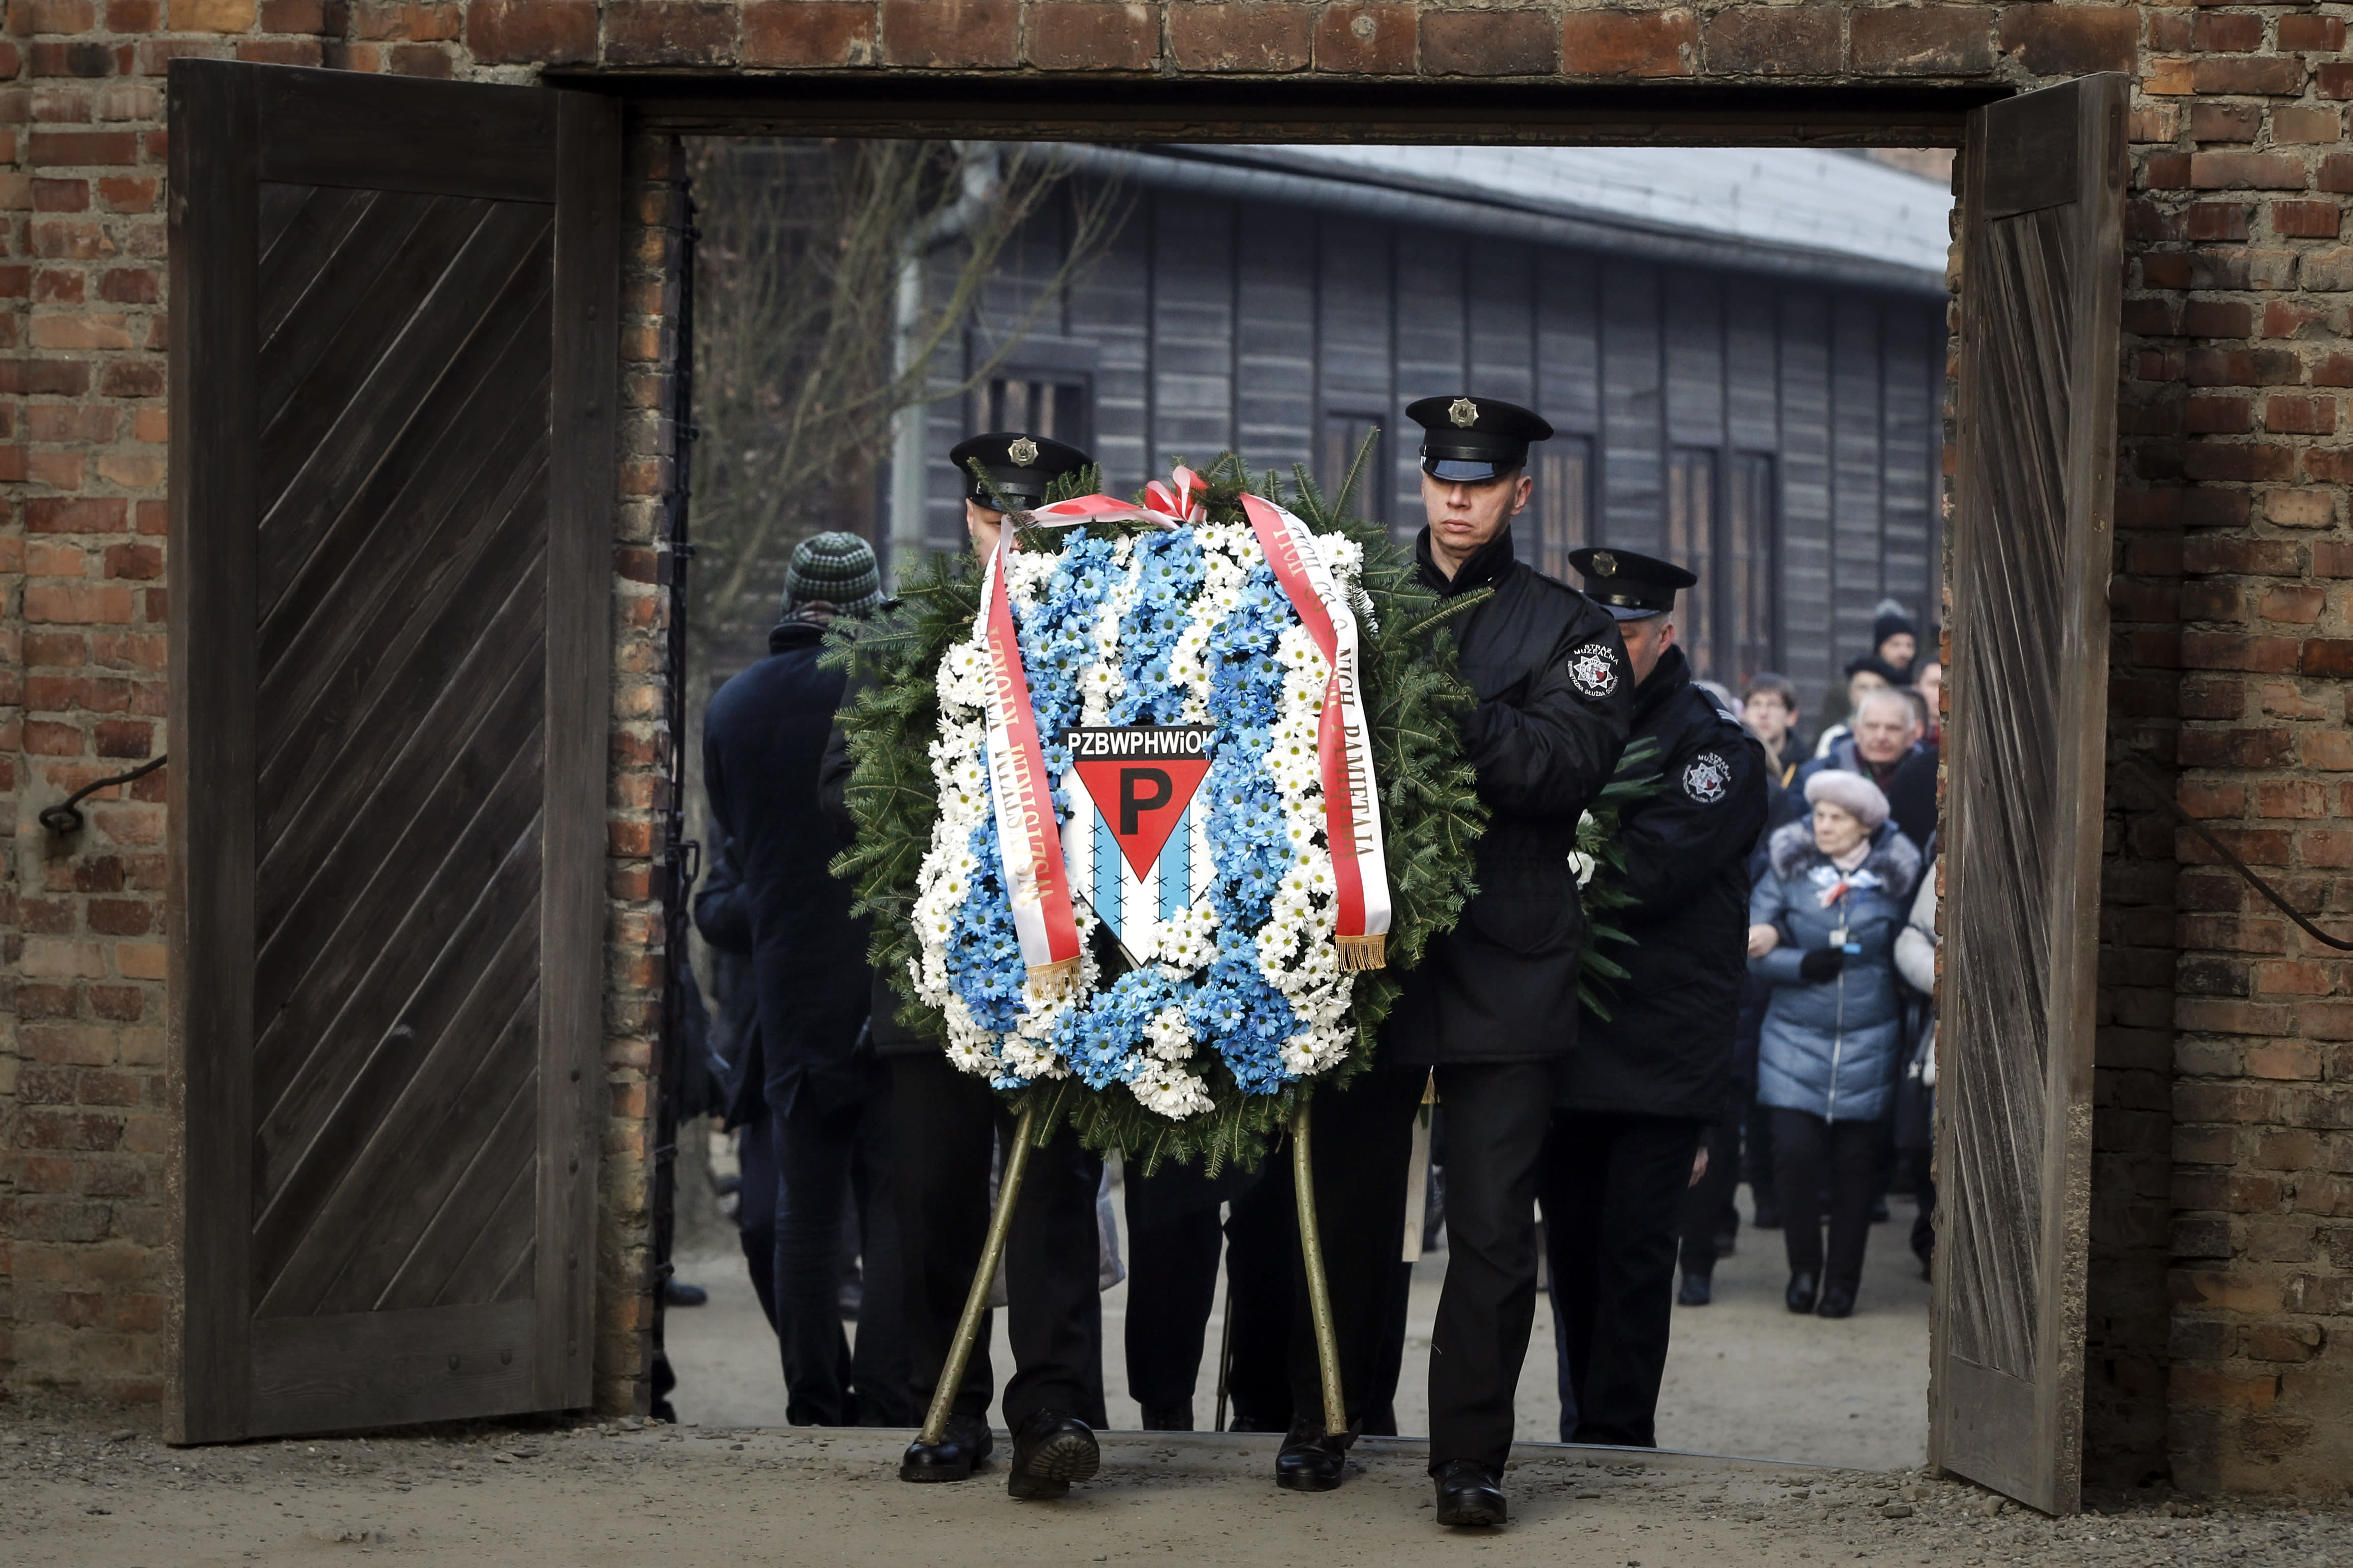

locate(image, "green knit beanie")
(782, 531), (882, 618)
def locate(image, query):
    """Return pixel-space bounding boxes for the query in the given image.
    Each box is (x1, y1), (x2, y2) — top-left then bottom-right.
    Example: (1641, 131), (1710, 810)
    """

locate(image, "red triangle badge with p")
(1065, 726), (1213, 879)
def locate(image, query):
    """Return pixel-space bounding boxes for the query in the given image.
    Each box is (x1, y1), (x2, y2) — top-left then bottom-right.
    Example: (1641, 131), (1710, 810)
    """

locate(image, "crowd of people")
(671, 399), (1946, 1525)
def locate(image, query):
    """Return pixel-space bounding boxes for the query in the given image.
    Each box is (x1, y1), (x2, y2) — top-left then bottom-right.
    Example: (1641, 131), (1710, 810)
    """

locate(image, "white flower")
(1568, 850), (1597, 888)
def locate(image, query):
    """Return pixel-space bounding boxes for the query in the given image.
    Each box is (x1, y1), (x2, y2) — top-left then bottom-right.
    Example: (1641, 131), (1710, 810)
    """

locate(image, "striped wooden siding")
(934, 183), (1949, 708)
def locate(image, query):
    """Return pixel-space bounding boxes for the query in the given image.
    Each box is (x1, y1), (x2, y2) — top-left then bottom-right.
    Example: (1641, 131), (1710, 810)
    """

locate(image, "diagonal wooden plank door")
(167, 60), (619, 1442)
(1930, 73), (2128, 1516)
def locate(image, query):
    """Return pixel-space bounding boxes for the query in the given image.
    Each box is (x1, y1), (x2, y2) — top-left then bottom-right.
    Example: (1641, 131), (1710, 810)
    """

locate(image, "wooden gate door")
(166, 61), (619, 1442)
(1930, 73), (2128, 1515)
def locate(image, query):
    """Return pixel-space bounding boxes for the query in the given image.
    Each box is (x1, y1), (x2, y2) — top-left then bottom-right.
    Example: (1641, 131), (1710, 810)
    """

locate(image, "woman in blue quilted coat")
(1746, 770), (1922, 1320)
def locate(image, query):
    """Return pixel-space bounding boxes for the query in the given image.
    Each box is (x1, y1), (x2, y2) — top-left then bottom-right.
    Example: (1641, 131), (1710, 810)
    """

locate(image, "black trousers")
(1769, 1107), (1880, 1291)
(1541, 1111), (1708, 1448)
(891, 1051), (1107, 1430)
(736, 1113), (779, 1334)
(1221, 1154), (1298, 1432)
(1291, 1062), (1550, 1471)
(771, 1082), (912, 1427)
(1677, 1093), (1744, 1281)
(1121, 1167), (1225, 1426)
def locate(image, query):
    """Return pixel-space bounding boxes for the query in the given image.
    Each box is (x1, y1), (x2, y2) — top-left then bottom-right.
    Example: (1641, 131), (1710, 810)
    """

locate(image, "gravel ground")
(5, 1394), (2348, 1568)
(669, 1187), (1930, 1468)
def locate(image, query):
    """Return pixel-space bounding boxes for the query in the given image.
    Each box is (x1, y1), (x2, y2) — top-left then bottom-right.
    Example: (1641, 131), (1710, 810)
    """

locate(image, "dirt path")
(667, 1188), (1930, 1468)
(4, 1406), (2346, 1568)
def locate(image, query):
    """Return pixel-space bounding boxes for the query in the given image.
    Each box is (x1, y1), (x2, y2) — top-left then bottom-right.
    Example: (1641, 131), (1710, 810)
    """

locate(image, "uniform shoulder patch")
(1566, 641), (1621, 700)
(1682, 751), (1731, 804)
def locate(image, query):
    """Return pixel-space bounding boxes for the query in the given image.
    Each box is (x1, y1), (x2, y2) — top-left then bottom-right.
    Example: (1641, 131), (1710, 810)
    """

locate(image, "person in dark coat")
(825, 432), (1113, 1502)
(1539, 547), (1768, 1449)
(1275, 396), (1633, 1529)
(692, 835), (776, 1331)
(1747, 770), (1922, 1320)
(704, 531), (911, 1429)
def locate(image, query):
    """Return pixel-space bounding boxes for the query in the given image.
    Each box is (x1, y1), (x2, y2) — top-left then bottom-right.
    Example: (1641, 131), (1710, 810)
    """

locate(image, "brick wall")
(3, 0), (2349, 1494)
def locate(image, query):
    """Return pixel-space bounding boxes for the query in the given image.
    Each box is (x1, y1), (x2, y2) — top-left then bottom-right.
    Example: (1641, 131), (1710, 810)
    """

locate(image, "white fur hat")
(1803, 769), (1890, 830)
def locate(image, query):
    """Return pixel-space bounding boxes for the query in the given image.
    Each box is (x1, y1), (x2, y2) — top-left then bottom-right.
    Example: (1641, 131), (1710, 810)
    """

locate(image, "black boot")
(1275, 1423), (1353, 1492)
(1433, 1459), (1507, 1527)
(1817, 1281), (1857, 1319)
(1006, 1410), (1099, 1501)
(1785, 1271), (1818, 1314)
(899, 1413), (994, 1483)
(1678, 1270), (1713, 1307)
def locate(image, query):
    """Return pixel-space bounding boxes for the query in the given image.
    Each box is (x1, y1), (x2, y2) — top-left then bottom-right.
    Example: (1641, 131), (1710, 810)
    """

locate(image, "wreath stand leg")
(917, 1100), (1038, 1447)
(1290, 1097), (1348, 1439)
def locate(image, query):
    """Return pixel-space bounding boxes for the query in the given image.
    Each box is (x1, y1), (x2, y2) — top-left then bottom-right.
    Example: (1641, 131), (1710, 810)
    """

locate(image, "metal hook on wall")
(40, 753), (168, 836)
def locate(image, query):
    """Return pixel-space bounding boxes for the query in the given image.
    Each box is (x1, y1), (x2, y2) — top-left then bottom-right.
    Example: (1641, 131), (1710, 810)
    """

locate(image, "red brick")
(2186, 394), (2252, 434)
(2192, 12), (2263, 52)
(2184, 300), (2253, 337)
(2320, 154), (2353, 195)
(2271, 201), (2341, 240)
(27, 130), (139, 166)
(2182, 632), (2302, 673)
(98, 361), (163, 398)
(2304, 447), (2353, 481)
(2191, 57), (2305, 97)
(463, 0), (595, 62)
(602, 2), (737, 65)
(1028, 1), (1159, 69)
(1701, 4), (1837, 75)
(2142, 152), (2194, 190)
(2190, 103), (2261, 143)
(2266, 395), (2336, 434)
(23, 497), (127, 535)
(2302, 638), (2353, 677)
(1424, 7), (1561, 76)
(23, 0), (97, 30)
(1170, 4), (1312, 72)
(2280, 14), (2345, 52)
(1312, 3), (1414, 73)
(1558, 7), (1691, 78)
(1999, 5), (2137, 76)
(2183, 441), (2297, 481)
(2270, 109), (2339, 148)
(880, 0), (1016, 68)
(258, 0), (323, 26)
(2189, 201), (2255, 241)
(738, 0), (872, 66)
(2190, 153), (2310, 191)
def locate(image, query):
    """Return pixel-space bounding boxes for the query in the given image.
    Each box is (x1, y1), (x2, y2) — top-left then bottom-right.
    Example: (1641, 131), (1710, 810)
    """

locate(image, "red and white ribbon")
(1241, 494), (1393, 970)
(977, 532), (1084, 994)
(989, 465), (1390, 972)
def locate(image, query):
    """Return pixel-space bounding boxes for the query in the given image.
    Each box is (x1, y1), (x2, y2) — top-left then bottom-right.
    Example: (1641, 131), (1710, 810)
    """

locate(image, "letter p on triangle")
(1064, 726), (1214, 881)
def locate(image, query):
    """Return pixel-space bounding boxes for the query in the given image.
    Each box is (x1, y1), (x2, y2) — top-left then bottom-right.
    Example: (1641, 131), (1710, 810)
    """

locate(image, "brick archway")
(3, 0), (2340, 1499)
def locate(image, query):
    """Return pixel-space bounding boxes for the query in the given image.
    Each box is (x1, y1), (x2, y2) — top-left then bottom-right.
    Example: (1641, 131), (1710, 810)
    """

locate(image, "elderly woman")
(1745, 771), (1922, 1319)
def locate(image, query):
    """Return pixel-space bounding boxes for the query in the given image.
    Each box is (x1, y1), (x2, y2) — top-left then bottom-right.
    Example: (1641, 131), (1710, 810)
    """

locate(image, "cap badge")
(1448, 398), (1478, 428)
(1008, 436), (1040, 467)
(1592, 550), (1617, 577)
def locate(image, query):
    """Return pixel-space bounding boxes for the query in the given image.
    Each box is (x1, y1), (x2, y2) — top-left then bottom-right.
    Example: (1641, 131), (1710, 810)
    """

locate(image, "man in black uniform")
(1542, 547), (1767, 1448)
(826, 433), (1111, 1501)
(1275, 396), (1634, 1527)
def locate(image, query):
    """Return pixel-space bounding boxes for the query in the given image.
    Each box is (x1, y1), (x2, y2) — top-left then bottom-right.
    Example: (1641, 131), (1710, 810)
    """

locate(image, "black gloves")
(1799, 946), (1847, 983)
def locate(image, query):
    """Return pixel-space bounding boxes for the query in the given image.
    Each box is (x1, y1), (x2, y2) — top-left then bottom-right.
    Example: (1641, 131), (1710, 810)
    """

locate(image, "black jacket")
(705, 618), (881, 1113)
(692, 835), (766, 1132)
(818, 649), (940, 1059)
(1553, 645), (1769, 1119)
(1385, 526), (1635, 1065)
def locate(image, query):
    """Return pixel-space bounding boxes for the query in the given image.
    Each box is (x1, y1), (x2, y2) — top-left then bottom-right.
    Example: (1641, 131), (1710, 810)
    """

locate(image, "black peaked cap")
(1406, 395), (1554, 483)
(949, 431), (1093, 511)
(1567, 545), (1699, 622)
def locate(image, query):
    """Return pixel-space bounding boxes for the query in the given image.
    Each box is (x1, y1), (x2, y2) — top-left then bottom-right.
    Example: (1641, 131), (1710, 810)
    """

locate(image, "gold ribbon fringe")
(1026, 956), (1085, 998)
(1334, 933), (1387, 972)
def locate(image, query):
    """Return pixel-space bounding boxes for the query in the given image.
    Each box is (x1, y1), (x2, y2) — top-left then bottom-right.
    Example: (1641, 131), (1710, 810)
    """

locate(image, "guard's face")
(1812, 801), (1867, 858)
(965, 500), (1005, 557)
(1852, 697), (1920, 765)
(1616, 614), (1675, 685)
(1420, 468), (1532, 575)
